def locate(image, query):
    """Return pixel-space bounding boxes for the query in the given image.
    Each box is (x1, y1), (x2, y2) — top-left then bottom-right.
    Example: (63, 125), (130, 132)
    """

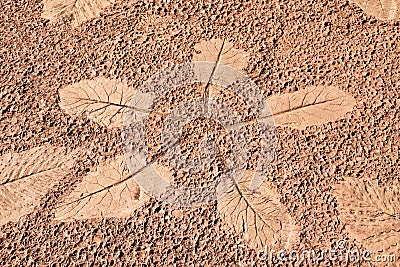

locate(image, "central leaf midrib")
(203, 39), (226, 114)
(1, 167), (61, 186)
(272, 96), (345, 117)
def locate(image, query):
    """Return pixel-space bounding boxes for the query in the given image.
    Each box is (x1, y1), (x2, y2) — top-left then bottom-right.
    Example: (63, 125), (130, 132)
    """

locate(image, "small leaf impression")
(41, 0), (115, 27)
(333, 176), (400, 256)
(350, 0), (399, 21)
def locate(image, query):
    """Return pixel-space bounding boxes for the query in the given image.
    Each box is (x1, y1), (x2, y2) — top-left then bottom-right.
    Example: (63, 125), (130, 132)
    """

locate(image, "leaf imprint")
(41, 0), (116, 27)
(0, 145), (78, 226)
(267, 86), (356, 130)
(192, 38), (249, 71)
(333, 177), (400, 255)
(55, 155), (149, 221)
(217, 171), (299, 251)
(350, 0), (399, 21)
(59, 76), (137, 129)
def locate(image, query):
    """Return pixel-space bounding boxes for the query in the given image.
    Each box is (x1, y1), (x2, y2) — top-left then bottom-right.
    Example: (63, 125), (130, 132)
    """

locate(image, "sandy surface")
(0, 0), (399, 266)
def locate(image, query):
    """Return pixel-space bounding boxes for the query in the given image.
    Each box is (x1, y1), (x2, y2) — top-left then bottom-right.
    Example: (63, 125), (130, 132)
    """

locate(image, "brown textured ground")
(0, 0), (399, 266)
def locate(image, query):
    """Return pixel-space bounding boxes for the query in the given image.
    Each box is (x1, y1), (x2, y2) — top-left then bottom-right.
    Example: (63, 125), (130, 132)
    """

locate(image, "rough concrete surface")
(0, 0), (399, 266)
